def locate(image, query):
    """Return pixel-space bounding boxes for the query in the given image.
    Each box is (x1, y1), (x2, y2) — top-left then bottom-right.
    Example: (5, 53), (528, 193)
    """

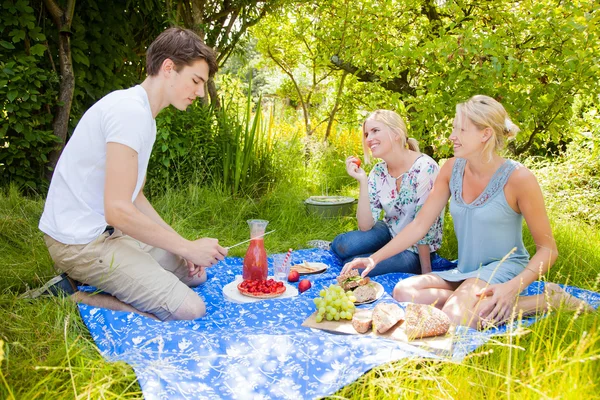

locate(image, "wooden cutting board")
(302, 311), (455, 355)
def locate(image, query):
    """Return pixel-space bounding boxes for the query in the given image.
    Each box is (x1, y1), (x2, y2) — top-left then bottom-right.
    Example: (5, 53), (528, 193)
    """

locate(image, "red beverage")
(242, 219), (269, 281)
(243, 238), (268, 280)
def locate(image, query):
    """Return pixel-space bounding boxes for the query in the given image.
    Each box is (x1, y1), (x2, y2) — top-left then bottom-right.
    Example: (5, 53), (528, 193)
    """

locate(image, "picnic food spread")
(307, 271), (451, 340)
(237, 279), (286, 298)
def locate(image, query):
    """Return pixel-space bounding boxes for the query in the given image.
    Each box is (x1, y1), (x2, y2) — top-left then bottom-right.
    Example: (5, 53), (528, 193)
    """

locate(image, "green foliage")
(252, 4), (347, 135)
(67, 0), (163, 123)
(0, 0), (164, 192)
(147, 103), (220, 194)
(251, 0), (600, 157)
(528, 135), (600, 226)
(217, 92), (277, 195)
(0, 0), (60, 191)
(147, 94), (279, 197)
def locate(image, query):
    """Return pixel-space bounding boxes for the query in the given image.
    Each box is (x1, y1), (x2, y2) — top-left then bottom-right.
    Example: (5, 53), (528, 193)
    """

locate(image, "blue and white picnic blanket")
(78, 249), (600, 399)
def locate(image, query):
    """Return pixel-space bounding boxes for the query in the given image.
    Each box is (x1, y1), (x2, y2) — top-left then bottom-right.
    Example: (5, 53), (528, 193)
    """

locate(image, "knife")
(226, 229), (277, 250)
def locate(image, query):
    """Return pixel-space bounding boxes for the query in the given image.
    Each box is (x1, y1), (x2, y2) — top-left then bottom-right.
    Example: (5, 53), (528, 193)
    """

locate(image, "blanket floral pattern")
(78, 249), (599, 400)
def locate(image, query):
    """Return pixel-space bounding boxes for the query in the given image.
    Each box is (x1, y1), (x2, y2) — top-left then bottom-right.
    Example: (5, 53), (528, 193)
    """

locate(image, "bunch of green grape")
(313, 284), (356, 323)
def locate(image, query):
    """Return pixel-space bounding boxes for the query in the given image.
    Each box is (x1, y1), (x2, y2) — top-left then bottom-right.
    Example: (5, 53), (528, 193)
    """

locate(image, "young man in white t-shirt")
(38, 27), (227, 321)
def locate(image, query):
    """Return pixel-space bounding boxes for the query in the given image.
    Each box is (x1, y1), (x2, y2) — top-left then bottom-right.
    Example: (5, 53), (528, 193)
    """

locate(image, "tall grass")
(218, 91), (276, 196)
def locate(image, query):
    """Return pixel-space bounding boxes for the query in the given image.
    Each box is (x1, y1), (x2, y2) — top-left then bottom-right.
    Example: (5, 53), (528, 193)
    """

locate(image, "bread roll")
(351, 309), (373, 333)
(404, 303), (450, 339)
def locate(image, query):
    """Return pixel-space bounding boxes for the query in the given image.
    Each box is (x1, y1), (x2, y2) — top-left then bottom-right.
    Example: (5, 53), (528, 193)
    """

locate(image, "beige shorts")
(43, 229), (200, 321)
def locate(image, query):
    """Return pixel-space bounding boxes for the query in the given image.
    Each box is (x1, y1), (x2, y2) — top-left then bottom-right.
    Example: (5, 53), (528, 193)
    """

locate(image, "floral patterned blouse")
(368, 154), (444, 253)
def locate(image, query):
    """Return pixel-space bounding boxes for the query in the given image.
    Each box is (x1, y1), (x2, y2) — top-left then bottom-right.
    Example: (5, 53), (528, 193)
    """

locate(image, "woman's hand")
(476, 281), (520, 326)
(340, 257), (376, 278)
(345, 156), (366, 182)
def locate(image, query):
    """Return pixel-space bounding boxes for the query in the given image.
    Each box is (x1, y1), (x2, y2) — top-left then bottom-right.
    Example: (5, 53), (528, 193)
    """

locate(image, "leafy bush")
(146, 103), (220, 194)
(528, 135), (600, 226)
(0, 0), (59, 191)
(0, 0), (163, 192)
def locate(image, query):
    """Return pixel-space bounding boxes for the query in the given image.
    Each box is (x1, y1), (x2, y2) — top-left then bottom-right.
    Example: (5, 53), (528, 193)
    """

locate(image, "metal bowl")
(304, 196), (356, 218)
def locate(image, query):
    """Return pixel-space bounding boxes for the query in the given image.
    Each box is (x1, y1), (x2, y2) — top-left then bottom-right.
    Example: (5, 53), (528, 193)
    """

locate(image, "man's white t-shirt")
(39, 85), (156, 245)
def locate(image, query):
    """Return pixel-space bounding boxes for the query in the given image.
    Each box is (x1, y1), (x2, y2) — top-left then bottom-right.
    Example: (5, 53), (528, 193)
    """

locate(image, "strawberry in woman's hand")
(352, 157), (362, 168)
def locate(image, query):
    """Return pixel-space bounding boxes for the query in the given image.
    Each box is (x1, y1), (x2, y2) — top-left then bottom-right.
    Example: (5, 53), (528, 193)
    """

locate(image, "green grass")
(1, 179), (599, 399)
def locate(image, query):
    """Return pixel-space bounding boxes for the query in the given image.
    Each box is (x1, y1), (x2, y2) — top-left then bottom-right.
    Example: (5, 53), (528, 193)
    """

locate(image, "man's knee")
(168, 292), (206, 320)
(186, 268), (207, 287)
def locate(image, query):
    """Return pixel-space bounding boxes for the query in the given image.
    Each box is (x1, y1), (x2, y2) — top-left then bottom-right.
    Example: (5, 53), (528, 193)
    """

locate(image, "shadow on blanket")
(77, 249), (599, 400)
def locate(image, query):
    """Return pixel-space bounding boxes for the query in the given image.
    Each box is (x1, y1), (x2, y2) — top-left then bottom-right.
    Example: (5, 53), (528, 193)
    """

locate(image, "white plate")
(222, 276), (298, 303)
(290, 262), (328, 275)
(352, 281), (385, 305)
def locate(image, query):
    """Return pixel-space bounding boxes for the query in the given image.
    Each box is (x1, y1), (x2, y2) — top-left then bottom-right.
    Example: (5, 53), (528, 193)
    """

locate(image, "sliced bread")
(372, 302), (405, 334)
(404, 303), (451, 339)
(351, 309), (373, 333)
(353, 284), (377, 303)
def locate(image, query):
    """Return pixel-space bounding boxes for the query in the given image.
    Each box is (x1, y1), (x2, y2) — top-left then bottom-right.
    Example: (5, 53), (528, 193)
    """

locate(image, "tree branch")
(267, 45), (311, 134)
(330, 55), (416, 97)
(41, 0), (63, 27)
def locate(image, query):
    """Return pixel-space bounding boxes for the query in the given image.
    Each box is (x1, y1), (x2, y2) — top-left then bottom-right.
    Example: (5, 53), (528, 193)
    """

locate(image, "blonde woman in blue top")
(342, 95), (593, 329)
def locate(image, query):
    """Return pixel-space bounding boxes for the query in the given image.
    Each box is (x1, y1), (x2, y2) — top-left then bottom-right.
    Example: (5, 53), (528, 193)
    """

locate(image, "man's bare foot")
(545, 283), (595, 313)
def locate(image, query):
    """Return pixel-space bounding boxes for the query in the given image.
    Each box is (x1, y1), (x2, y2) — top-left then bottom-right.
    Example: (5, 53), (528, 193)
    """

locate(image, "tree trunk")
(324, 71), (348, 141)
(207, 78), (220, 109)
(43, 0), (75, 181)
(46, 33), (75, 179)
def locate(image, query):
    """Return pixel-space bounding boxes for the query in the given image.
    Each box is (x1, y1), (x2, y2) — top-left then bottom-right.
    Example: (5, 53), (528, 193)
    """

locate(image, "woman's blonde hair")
(362, 110), (419, 164)
(455, 95), (520, 162)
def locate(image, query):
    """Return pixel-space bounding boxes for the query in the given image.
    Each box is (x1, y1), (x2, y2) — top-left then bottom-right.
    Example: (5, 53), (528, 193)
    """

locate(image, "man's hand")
(340, 257), (376, 278)
(476, 281), (520, 326)
(184, 238), (228, 268)
(185, 259), (205, 278)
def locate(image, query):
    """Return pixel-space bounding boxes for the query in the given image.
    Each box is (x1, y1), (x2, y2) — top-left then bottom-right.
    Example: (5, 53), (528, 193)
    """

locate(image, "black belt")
(104, 225), (115, 235)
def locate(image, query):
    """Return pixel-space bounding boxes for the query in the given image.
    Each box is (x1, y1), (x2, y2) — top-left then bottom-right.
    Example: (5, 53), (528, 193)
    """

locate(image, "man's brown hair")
(146, 27), (218, 77)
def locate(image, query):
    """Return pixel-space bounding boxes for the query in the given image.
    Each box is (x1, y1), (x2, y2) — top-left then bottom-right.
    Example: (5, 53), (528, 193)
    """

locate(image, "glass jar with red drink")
(242, 219), (269, 281)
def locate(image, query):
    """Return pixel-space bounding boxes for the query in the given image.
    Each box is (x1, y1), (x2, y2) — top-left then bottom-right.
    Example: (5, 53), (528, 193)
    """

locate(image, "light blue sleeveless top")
(431, 158), (530, 284)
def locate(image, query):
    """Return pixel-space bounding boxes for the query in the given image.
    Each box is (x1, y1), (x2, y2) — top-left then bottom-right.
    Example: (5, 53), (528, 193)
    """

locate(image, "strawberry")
(352, 157), (362, 168)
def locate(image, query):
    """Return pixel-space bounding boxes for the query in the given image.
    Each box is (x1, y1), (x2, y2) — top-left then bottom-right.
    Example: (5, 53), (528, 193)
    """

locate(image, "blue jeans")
(331, 221), (453, 276)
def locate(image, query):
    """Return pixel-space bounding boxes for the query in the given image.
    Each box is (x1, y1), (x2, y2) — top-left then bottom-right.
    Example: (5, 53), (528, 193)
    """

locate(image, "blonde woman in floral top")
(331, 110), (452, 276)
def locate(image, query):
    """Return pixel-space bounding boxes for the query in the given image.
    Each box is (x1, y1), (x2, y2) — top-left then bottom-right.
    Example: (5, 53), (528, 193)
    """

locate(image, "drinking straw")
(282, 248), (292, 267)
